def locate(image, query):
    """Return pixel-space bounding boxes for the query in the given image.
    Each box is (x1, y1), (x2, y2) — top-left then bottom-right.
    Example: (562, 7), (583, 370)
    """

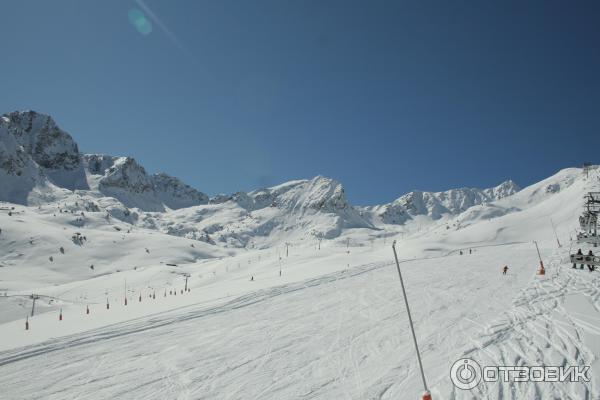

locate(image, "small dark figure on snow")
(587, 250), (595, 272)
(469, 249), (472, 254)
(459, 250), (463, 256)
(250, 276), (254, 281)
(573, 249), (584, 269)
(503, 265), (508, 275)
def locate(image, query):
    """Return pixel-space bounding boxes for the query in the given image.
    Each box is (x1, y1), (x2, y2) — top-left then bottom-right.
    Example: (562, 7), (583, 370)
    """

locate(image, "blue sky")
(1, 1), (598, 204)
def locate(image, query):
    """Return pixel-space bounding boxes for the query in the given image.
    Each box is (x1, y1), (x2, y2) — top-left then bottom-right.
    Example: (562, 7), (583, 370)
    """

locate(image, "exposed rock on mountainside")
(1, 110), (88, 191)
(0, 111), (209, 211)
(152, 172), (209, 209)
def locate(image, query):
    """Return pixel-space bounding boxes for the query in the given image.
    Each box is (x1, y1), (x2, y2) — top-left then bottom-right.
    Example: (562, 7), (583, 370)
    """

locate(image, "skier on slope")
(502, 265), (508, 275)
(573, 249), (584, 269)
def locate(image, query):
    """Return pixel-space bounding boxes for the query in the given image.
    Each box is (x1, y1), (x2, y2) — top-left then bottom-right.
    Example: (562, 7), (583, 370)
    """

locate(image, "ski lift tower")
(577, 192), (600, 247)
(583, 162), (592, 178)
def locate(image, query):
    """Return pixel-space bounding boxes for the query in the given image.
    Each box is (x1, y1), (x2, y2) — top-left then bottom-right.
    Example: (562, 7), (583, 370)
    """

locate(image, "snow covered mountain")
(0, 111), (209, 212)
(142, 176), (374, 248)
(1, 110), (527, 248)
(0, 110), (88, 192)
(1, 112), (598, 399)
(0, 111), (86, 204)
(83, 154), (209, 211)
(364, 180), (520, 225)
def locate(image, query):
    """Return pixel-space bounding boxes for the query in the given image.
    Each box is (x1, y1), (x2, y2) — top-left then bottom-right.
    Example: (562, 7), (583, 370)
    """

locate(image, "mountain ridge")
(0, 110), (520, 212)
(0, 110), (526, 247)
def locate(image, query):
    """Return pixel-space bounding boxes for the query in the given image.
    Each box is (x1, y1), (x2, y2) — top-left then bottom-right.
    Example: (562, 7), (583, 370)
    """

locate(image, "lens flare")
(128, 8), (152, 35)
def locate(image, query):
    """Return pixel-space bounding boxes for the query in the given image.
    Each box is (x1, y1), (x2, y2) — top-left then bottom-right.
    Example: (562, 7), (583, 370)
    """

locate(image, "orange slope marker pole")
(534, 241), (545, 275)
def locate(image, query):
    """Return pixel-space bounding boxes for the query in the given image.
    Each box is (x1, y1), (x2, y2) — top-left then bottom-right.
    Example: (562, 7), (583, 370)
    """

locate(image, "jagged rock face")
(0, 111), (211, 211)
(84, 155), (209, 211)
(152, 172), (209, 209)
(0, 111), (88, 193)
(378, 203), (410, 225)
(0, 119), (44, 203)
(99, 157), (154, 194)
(2, 111), (80, 171)
(83, 154), (119, 176)
(375, 181), (520, 224)
(0, 120), (35, 177)
(92, 156), (165, 211)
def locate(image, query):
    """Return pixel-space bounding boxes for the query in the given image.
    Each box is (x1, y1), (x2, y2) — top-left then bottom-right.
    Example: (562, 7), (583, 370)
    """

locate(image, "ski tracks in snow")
(0, 245), (576, 399)
(445, 249), (600, 400)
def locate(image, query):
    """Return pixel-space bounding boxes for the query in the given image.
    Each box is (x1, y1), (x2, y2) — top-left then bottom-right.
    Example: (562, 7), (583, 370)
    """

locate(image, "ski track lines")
(0, 245), (574, 399)
(444, 249), (600, 400)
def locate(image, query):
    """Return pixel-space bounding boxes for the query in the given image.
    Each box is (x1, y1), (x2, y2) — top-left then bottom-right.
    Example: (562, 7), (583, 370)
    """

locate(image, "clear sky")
(1, 1), (598, 204)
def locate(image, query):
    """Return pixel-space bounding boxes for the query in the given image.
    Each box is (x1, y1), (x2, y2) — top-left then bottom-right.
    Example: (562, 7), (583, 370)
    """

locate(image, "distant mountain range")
(0, 110), (520, 247)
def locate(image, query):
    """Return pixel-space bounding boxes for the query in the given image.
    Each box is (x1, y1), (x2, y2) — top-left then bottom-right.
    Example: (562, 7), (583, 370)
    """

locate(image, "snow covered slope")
(0, 165), (597, 400)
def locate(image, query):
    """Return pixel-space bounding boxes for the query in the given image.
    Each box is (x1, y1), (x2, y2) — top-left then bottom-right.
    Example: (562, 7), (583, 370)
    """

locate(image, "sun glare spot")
(128, 8), (152, 35)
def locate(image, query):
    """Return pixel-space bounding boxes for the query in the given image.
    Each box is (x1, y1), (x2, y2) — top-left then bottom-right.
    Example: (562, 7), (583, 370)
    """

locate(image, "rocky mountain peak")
(2, 110), (80, 171)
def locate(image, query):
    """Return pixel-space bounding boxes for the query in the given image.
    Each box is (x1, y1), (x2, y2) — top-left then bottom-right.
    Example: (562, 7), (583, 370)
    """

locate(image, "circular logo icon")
(450, 358), (482, 390)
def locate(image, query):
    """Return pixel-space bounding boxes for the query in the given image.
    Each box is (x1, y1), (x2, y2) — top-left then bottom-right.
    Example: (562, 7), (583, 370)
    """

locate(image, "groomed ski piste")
(0, 166), (599, 399)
